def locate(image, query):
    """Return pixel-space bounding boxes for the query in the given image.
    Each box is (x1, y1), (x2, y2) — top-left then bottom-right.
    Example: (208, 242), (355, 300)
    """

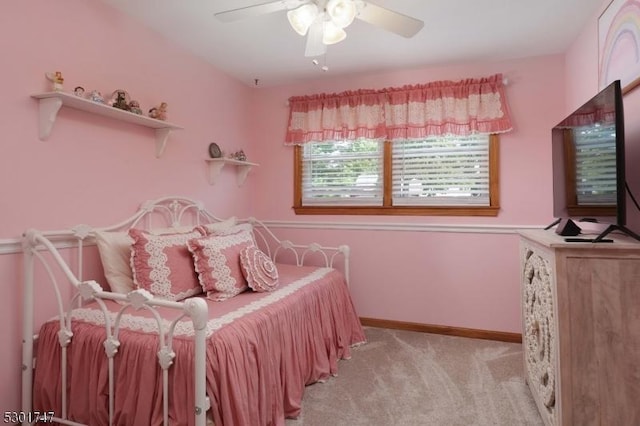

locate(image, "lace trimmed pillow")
(129, 228), (205, 301)
(187, 229), (255, 301)
(240, 246), (279, 292)
(96, 225), (199, 295)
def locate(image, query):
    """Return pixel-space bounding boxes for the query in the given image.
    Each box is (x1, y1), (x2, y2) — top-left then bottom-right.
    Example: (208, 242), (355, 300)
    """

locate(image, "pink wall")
(0, 0), (255, 411)
(3, 0), (634, 414)
(565, 0), (640, 233)
(247, 0), (640, 341)
(0, 2), (256, 236)
(248, 55), (566, 335)
(250, 56), (567, 225)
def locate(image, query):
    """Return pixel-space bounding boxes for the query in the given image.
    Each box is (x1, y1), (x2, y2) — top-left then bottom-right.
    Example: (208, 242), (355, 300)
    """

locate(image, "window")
(562, 124), (617, 217)
(300, 140), (383, 205)
(294, 134), (500, 216)
(574, 124), (616, 205)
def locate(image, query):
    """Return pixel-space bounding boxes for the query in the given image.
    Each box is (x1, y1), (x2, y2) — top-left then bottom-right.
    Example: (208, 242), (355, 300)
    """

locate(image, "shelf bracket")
(207, 161), (226, 185)
(236, 164), (253, 187)
(37, 97), (63, 140)
(155, 128), (172, 158)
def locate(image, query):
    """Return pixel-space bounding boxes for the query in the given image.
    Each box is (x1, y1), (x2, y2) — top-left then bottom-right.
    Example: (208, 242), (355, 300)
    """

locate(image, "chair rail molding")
(1, 223), (544, 255)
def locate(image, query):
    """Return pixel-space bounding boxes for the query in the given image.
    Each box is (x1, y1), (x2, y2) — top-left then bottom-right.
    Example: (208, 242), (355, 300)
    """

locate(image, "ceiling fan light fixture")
(322, 20), (347, 45)
(326, 0), (357, 28)
(287, 3), (319, 36)
(305, 19), (327, 56)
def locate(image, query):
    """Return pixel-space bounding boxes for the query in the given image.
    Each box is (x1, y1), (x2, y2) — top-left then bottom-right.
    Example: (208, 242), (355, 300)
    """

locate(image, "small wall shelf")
(31, 91), (184, 158)
(205, 158), (258, 187)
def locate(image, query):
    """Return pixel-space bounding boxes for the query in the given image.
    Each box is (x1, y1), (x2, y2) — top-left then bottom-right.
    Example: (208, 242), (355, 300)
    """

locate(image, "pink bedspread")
(33, 264), (365, 426)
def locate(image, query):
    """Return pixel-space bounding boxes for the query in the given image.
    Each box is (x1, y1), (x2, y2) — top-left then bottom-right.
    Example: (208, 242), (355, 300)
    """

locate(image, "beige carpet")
(287, 326), (544, 426)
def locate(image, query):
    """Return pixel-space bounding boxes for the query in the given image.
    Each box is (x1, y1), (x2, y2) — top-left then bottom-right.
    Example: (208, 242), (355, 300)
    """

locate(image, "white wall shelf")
(205, 158), (258, 187)
(31, 91), (183, 158)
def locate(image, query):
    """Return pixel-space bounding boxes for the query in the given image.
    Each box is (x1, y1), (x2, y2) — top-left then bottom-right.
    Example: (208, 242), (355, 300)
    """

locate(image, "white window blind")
(392, 136), (490, 206)
(574, 124), (617, 205)
(301, 140), (383, 205)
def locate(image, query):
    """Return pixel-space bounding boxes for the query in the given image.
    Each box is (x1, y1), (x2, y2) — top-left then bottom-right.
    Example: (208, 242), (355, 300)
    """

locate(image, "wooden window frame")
(293, 135), (500, 216)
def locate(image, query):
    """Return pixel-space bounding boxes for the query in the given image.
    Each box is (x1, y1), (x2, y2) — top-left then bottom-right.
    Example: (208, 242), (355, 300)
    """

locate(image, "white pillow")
(94, 230), (134, 294)
(199, 216), (237, 234)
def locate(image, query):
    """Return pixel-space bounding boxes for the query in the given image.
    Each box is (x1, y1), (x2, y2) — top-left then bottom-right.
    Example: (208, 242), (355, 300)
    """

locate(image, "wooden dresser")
(518, 230), (640, 426)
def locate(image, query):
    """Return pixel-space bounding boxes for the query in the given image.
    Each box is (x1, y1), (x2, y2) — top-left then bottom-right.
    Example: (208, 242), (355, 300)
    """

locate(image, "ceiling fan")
(214, 0), (424, 57)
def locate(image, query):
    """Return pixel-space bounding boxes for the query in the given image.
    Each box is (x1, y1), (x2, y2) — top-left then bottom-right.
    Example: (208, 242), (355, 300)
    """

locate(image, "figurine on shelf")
(87, 90), (105, 103)
(149, 102), (168, 120)
(45, 71), (64, 91)
(129, 100), (143, 115)
(157, 102), (168, 120)
(73, 86), (85, 97)
(230, 149), (247, 161)
(112, 90), (130, 111)
(108, 89), (130, 110)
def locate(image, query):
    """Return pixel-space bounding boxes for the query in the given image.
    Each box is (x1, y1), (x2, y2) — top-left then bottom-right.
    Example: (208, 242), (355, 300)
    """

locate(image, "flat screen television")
(549, 80), (639, 242)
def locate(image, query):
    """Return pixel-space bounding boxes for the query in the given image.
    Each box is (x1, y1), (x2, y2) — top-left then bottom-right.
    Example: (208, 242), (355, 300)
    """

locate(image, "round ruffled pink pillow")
(239, 246), (279, 292)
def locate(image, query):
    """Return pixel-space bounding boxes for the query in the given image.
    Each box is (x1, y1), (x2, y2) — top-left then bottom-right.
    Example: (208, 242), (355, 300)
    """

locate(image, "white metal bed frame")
(21, 196), (350, 426)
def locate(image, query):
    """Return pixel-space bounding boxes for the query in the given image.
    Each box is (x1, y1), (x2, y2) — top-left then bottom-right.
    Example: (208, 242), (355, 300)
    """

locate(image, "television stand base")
(544, 218), (561, 230)
(593, 224), (640, 242)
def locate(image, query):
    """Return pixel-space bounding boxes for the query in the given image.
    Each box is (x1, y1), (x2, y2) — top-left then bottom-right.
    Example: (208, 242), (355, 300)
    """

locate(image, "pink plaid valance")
(285, 74), (513, 145)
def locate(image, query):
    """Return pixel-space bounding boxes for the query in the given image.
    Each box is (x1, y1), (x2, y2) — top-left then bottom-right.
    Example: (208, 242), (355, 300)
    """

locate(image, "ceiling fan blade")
(214, 0), (306, 23)
(304, 19), (327, 57)
(356, 1), (424, 38)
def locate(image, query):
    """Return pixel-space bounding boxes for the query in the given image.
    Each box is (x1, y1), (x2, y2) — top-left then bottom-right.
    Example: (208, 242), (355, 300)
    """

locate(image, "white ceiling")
(100, 0), (604, 88)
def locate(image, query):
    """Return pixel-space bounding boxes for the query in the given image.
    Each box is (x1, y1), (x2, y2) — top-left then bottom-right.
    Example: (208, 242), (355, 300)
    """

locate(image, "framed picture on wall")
(598, 0), (640, 94)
